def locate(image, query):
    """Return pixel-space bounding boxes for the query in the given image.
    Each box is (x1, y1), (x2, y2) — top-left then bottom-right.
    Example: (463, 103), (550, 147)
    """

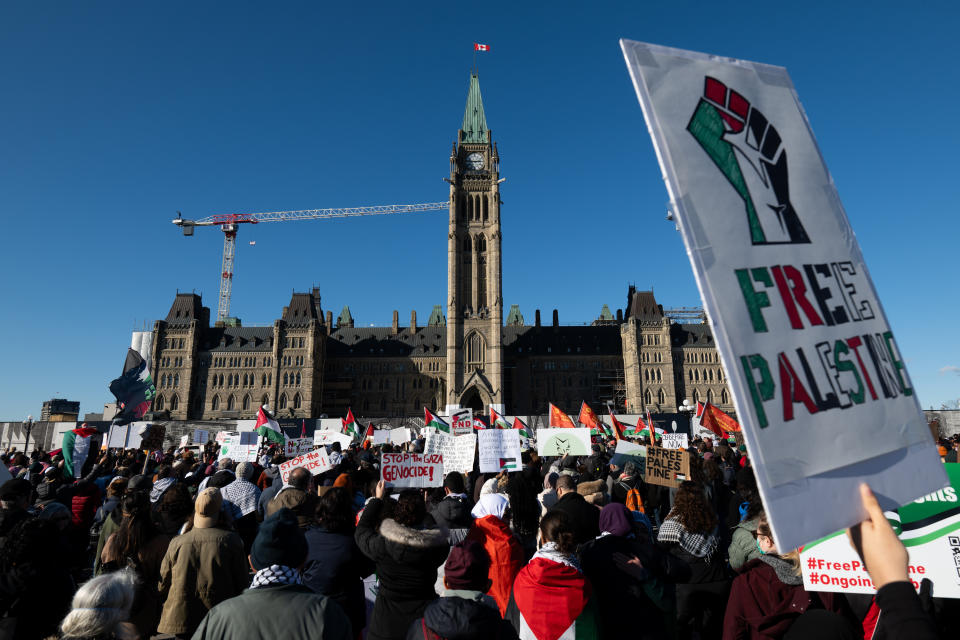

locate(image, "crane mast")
(173, 202), (448, 324)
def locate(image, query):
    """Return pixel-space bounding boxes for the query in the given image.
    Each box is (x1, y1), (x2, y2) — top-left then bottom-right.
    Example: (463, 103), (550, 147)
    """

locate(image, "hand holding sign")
(846, 484), (909, 590)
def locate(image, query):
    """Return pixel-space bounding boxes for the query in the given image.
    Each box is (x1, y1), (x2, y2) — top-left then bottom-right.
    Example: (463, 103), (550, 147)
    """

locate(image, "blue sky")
(1, 1), (957, 419)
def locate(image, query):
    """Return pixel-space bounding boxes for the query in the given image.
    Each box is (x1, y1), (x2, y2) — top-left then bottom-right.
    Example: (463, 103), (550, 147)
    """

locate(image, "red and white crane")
(173, 202), (447, 324)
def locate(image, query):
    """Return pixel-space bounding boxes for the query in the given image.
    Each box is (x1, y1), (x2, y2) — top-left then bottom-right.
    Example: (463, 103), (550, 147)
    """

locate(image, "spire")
(460, 74), (489, 144)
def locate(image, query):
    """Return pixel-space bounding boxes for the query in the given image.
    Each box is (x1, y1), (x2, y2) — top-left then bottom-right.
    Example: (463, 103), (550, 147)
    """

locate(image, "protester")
(355, 480), (450, 640)
(303, 487), (374, 639)
(465, 493), (523, 616)
(59, 569), (138, 640)
(266, 466), (316, 528)
(220, 461), (261, 552)
(192, 508), (353, 640)
(536, 471), (559, 517)
(547, 475), (599, 546)
(504, 510), (599, 639)
(157, 487), (248, 638)
(505, 470), (541, 558)
(0, 478), (32, 546)
(429, 472), (474, 545)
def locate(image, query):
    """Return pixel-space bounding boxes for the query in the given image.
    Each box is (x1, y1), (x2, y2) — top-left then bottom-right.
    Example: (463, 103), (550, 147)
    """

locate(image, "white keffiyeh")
(250, 564), (302, 589)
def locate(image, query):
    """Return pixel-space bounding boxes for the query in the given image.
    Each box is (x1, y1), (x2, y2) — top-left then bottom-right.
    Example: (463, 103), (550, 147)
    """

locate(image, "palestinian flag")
(62, 426), (96, 479)
(342, 408), (360, 440)
(513, 416), (532, 440)
(508, 554), (598, 640)
(549, 403), (576, 428)
(607, 410), (626, 440)
(578, 402), (607, 436)
(255, 405), (284, 443)
(108, 349), (156, 426)
(424, 407), (451, 434)
(490, 407), (511, 429)
(364, 422), (375, 439)
(499, 457), (519, 471)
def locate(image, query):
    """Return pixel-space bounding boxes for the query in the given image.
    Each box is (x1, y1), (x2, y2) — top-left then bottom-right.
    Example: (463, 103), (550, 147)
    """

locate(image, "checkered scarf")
(221, 478), (261, 518)
(250, 564), (302, 589)
(656, 517), (719, 559)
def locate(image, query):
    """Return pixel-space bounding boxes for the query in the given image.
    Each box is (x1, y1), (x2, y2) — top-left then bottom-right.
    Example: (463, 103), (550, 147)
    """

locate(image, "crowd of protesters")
(0, 429), (957, 639)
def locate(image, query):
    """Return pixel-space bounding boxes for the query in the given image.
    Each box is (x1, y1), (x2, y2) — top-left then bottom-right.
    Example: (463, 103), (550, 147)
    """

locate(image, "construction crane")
(173, 202), (448, 324)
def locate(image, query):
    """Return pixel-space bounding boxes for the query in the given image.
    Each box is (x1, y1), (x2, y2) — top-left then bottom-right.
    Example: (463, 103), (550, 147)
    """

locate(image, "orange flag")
(608, 409), (626, 440)
(701, 403), (740, 436)
(577, 402), (601, 433)
(549, 403), (576, 428)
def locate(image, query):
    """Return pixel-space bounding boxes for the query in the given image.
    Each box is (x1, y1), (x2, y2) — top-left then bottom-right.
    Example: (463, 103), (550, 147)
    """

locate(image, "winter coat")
(406, 592), (519, 640)
(257, 480), (281, 520)
(722, 556), (848, 640)
(464, 515), (523, 616)
(548, 492), (600, 546)
(93, 508), (123, 575)
(728, 517), (761, 571)
(580, 533), (692, 640)
(0, 560), (74, 640)
(156, 526), (248, 637)
(303, 526), (375, 637)
(355, 498), (450, 640)
(101, 531), (172, 638)
(430, 495), (473, 545)
(192, 583), (353, 640)
(70, 482), (102, 530)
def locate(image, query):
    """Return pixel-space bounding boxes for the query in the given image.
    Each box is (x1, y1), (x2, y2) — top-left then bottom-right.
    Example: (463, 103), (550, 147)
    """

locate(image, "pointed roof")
(506, 304), (525, 326)
(427, 305), (446, 327)
(337, 306), (354, 328)
(460, 74), (489, 144)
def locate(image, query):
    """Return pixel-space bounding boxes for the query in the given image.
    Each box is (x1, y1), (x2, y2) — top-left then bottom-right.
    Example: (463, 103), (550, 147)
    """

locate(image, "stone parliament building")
(148, 75), (733, 422)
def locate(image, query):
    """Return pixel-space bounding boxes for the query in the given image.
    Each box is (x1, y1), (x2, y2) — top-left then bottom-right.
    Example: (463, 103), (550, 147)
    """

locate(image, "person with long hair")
(59, 569), (138, 640)
(657, 480), (729, 640)
(504, 511), (599, 640)
(722, 515), (854, 638)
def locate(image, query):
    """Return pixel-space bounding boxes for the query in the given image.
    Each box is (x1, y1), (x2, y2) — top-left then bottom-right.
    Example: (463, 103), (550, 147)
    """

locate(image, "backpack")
(619, 480), (645, 514)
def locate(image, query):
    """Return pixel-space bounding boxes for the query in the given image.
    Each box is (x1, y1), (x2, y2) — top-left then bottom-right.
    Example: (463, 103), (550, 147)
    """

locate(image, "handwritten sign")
(661, 433), (689, 450)
(478, 429), (522, 473)
(284, 437), (314, 458)
(179, 435), (189, 448)
(644, 446), (690, 488)
(314, 431), (353, 449)
(220, 432), (258, 463)
(279, 449), (333, 483)
(381, 452), (444, 488)
(423, 432), (476, 476)
(536, 428), (591, 457)
(450, 409), (473, 436)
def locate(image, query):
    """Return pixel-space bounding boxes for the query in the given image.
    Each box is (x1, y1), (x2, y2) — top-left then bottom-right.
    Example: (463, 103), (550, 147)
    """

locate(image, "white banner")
(535, 428), (591, 457)
(279, 449), (333, 483)
(478, 429), (522, 473)
(621, 39), (946, 550)
(381, 452), (444, 488)
(661, 433), (689, 450)
(314, 431), (353, 449)
(423, 431), (476, 476)
(219, 432), (258, 463)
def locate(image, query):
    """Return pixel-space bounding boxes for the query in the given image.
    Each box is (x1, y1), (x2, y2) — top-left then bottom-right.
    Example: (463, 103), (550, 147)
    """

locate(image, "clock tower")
(445, 74), (504, 414)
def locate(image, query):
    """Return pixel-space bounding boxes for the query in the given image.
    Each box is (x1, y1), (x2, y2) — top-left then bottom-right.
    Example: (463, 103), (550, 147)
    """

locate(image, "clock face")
(465, 152), (484, 171)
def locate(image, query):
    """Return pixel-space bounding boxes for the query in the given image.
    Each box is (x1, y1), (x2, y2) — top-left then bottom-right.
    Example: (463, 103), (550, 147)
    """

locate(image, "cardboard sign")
(284, 437), (314, 458)
(662, 433), (689, 450)
(536, 428), (591, 457)
(423, 431), (476, 475)
(373, 428), (412, 445)
(610, 440), (647, 475)
(450, 408), (474, 436)
(279, 449), (333, 483)
(314, 430), (353, 449)
(644, 446), (691, 488)
(621, 40), (946, 549)
(381, 452), (444, 488)
(478, 429), (522, 473)
(193, 429), (209, 444)
(800, 464), (960, 598)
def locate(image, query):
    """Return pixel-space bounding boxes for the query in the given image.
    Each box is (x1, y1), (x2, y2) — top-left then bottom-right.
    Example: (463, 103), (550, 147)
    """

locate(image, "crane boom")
(172, 201), (449, 324)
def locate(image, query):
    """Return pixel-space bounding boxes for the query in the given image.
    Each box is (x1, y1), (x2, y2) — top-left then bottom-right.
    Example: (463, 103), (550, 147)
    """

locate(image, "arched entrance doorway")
(460, 388), (485, 414)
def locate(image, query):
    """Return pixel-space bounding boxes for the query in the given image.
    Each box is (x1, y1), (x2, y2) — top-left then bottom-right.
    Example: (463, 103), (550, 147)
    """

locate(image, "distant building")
(41, 398), (80, 422)
(146, 75), (734, 421)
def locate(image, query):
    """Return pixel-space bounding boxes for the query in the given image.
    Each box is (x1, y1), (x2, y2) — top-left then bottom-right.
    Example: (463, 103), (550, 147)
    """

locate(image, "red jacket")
(722, 557), (846, 640)
(71, 483), (102, 530)
(465, 515), (524, 616)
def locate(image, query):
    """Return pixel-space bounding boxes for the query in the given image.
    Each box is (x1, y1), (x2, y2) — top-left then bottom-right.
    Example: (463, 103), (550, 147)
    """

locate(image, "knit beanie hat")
(236, 462), (255, 481)
(444, 540), (490, 590)
(250, 508), (309, 570)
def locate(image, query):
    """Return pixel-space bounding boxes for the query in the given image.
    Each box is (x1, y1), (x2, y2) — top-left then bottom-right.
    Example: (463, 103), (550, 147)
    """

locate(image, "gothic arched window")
(293, 393), (302, 410)
(155, 395), (164, 410)
(170, 394), (179, 411)
(465, 332), (485, 373)
(212, 395), (220, 410)
(227, 395), (235, 411)
(242, 395), (250, 411)
(279, 394), (287, 410)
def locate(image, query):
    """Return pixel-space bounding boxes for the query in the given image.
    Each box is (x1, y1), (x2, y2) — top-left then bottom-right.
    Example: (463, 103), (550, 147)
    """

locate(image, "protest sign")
(800, 464), (960, 598)
(381, 452), (444, 489)
(106, 424), (130, 449)
(536, 428), (591, 457)
(179, 435), (189, 448)
(314, 430), (353, 449)
(644, 446), (690, 488)
(238, 431), (258, 445)
(389, 427), (411, 444)
(284, 437), (313, 458)
(610, 441), (647, 475)
(215, 431), (227, 443)
(450, 409), (473, 436)
(662, 433), (689, 450)
(219, 432), (258, 463)
(193, 429), (209, 444)
(621, 40), (946, 549)
(478, 429), (522, 473)
(138, 424), (165, 450)
(279, 449), (333, 483)
(423, 432), (476, 475)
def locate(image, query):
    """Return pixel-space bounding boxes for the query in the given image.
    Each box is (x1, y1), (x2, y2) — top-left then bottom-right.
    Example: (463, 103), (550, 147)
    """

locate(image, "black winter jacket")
(303, 526), (374, 636)
(548, 492), (599, 546)
(406, 594), (518, 640)
(429, 495), (473, 545)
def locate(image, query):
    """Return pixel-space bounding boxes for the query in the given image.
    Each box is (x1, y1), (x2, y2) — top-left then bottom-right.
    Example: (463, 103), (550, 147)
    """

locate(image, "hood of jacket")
(422, 594), (503, 640)
(434, 495), (474, 529)
(379, 518), (448, 549)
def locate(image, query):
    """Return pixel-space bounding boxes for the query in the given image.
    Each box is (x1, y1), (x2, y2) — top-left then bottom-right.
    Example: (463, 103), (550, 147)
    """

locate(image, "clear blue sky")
(1, 1), (958, 420)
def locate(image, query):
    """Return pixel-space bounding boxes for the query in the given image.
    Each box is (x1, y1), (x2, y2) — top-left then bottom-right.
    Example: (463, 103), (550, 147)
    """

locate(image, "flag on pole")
(300, 419), (306, 438)
(513, 416), (532, 439)
(490, 407), (511, 429)
(256, 405), (284, 443)
(607, 410), (626, 440)
(342, 408), (360, 440)
(549, 403), (576, 428)
(473, 418), (488, 431)
(425, 408), (451, 434)
(474, 43), (490, 51)
(578, 402), (606, 436)
(699, 403), (739, 438)
(62, 425), (96, 479)
(364, 422), (375, 440)
(108, 349), (156, 426)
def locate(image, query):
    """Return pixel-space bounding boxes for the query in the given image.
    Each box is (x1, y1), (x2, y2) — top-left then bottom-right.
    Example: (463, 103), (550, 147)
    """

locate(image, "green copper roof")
(460, 74), (489, 143)
(599, 304), (614, 322)
(337, 306), (353, 327)
(427, 305), (446, 327)
(506, 304), (524, 326)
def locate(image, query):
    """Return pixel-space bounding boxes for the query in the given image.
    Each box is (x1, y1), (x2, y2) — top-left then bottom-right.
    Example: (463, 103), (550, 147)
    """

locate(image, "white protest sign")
(610, 440), (647, 475)
(800, 464), (960, 598)
(389, 427), (411, 444)
(536, 428), (591, 457)
(662, 433), (689, 450)
(215, 431), (228, 443)
(193, 429), (209, 444)
(219, 432), (258, 463)
(106, 424), (130, 449)
(372, 430), (390, 445)
(478, 429), (522, 473)
(284, 437), (314, 458)
(179, 435), (189, 448)
(279, 449), (333, 483)
(450, 409), (473, 436)
(621, 40), (946, 550)
(381, 452), (444, 488)
(424, 432), (476, 476)
(314, 430), (353, 449)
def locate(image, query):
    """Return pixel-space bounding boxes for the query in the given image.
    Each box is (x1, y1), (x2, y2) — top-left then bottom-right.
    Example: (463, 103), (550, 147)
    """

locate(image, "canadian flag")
(474, 43), (490, 52)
